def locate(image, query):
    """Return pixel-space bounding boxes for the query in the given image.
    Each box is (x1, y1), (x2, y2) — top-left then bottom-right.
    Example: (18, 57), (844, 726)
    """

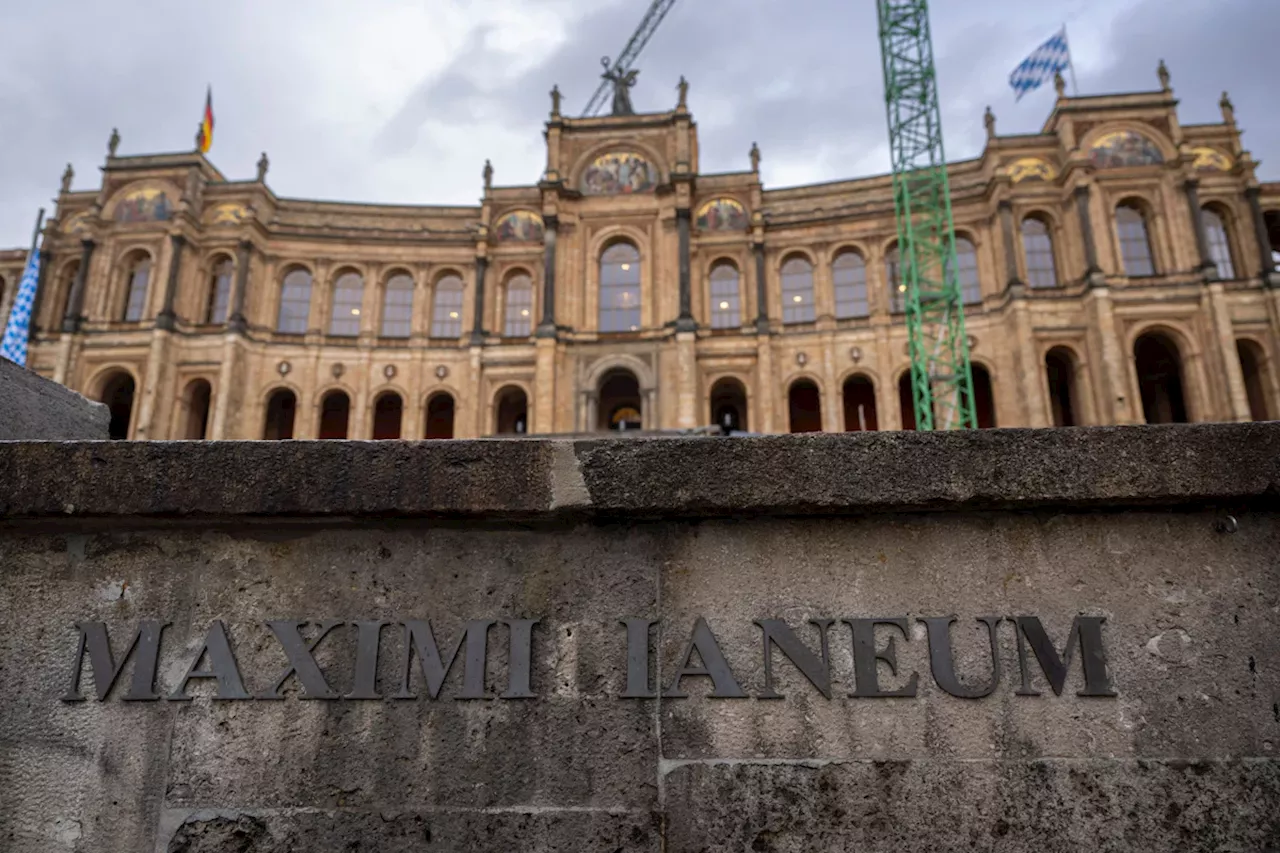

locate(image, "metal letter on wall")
(62, 621), (168, 702)
(257, 620), (344, 700)
(756, 618), (834, 699)
(664, 617), (747, 698)
(394, 619), (494, 700)
(168, 620), (252, 700)
(621, 618), (658, 699)
(1015, 615), (1117, 697)
(921, 616), (1002, 699)
(845, 617), (919, 698)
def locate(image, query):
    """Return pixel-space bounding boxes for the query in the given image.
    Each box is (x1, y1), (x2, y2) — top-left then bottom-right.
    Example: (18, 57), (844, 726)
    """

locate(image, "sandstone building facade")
(4, 69), (1279, 440)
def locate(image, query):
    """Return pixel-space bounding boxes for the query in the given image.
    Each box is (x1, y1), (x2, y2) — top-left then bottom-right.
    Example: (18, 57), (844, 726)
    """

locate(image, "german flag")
(197, 86), (214, 154)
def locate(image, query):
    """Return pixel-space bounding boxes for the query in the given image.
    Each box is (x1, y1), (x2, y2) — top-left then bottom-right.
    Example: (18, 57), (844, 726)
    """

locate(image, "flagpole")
(1063, 23), (1079, 96)
(27, 208), (45, 261)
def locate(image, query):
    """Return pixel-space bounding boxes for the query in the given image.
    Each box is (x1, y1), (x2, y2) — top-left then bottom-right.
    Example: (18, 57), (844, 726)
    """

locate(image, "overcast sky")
(2, 0), (1277, 249)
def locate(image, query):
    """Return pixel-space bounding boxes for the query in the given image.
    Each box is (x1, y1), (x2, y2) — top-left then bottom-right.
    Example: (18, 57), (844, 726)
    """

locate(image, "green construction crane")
(877, 0), (977, 430)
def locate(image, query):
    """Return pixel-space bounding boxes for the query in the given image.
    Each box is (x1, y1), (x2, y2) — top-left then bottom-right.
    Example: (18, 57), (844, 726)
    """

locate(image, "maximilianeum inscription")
(61, 615), (1117, 704)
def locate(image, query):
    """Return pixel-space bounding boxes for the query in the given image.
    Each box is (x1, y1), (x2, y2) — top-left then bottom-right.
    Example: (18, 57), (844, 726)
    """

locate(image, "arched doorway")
(787, 379), (822, 433)
(495, 386), (529, 435)
(425, 392), (455, 439)
(842, 375), (877, 431)
(372, 392), (403, 440)
(1045, 348), (1080, 427)
(1237, 340), (1272, 421)
(318, 390), (351, 439)
(972, 365), (997, 428)
(898, 373), (917, 431)
(182, 379), (212, 439)
(1134, 332), (1188, 424)
(709, 377), (748, 433)
(99, 371), (135, 440)
(263, 389), (297, 440)
(599, 369), (643, 431)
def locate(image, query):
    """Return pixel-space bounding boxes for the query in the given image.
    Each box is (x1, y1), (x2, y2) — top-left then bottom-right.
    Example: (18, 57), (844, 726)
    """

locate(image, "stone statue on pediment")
(60, 163), (74, 194)
(483, 159), (493, 191)
(677, 75), (688, 109)
(749, 142), (761, 173)
(257, 152), (270, 182)
(984, 106), (996, 140)
(108, 128), (120, 157)
(550, 84), (562, 118)
(601, 57), (637, 116)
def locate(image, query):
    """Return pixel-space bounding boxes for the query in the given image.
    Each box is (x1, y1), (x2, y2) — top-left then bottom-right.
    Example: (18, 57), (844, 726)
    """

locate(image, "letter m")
(62, 621), (167, 702)
(1015, 616), (1116, 697)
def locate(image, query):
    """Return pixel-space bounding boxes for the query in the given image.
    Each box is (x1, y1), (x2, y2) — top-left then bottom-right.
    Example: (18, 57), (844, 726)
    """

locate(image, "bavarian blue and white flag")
(1009, 28), (1071, 102)
(0, 249), (42, 367)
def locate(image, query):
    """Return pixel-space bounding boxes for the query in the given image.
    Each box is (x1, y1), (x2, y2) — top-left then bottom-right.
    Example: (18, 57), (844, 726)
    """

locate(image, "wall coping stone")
(1, 423), (1276, 521)
(0, 357), (109, 441)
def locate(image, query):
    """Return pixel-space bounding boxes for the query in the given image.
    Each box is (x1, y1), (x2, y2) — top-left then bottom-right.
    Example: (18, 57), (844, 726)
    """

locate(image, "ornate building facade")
(6, 68), (1280, 441)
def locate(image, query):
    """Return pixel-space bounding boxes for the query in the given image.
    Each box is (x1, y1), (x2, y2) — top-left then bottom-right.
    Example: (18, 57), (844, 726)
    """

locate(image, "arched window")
(277, 268), (312, 333)
(122, 255), (151, 321)
(99, 371), (135, 440)
(842, 375), (877, 431)
(425, 392), (455, 439)
(708, 262), (741, 329)
(972, 364), (997, 428)
(833, 251), (868, 319)
(318, 390), (351, 439)
(954, 237), (981, 304)
(182, 378), (213, 439)
(1237, 339), (1272, 421)
(329, 271), (364, 336)
(1134, 332), (1187, 423)
(206, 257), (233, 324)
(1116, 203), (1155, 276)
(1045, 347), (1080, 427)
(1022, 217), (1058, 288)
(781, 256), (815, 324)
(430, 274), (464, 338)
(1202, 207), (1235, 280)
(599, 243), (641, 332)
(372, 392), (403, 439)
(787, 379), (822, 432)
(503, 273), (534, 337)
(886, 245), (904, 313)
(495, 386), (529, 435)
(381, 273), (414, 338)
(263, 389), (296, 440)
(56, 261), (80, 326)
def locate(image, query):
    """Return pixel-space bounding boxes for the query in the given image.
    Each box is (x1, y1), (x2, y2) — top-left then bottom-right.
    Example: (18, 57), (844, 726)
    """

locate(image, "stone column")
(155, 233), (187, 330)
(1085, 286), (1135, 424)
(755, 336), (776, 432)
(754, 241), (769, 333)
(1011, 299), (1049, 427)
(134, 332), (171, 440)
(1184, 180), (1215, 277)
(537, 215), (559, 337)
(643, 387), (658, 430)
(62, 239), (95, 332)
(675, 331), (697, 428)
(1245, 187), (1278, 284)
(532, 336), (557, 433)
(1206, 281), (1252, 421)
(676, 209), (696, 332)
(1074, 186), (1103, 282)
(469, 255), (489, 345)
(228, 240), (251, 333)
(999, 201), (1022, 288)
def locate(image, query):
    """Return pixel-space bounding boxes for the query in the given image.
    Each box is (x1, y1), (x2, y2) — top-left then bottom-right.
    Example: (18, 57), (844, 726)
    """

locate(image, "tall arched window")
(708, 262), (741, 329)
(329, 271), (364, 336)
(781, 255), (815, 324)
(372, 391), (403, 439)
(1202, 207), (1235, 280)
(1022, 217), (1058, 288)
(263, 389), (297, 440)
(955, 237), (981, 304)
(1116, 203), (1155, 276)
(381, 272), (414, 338)
(832, 251), (868, 319)
(56, 261), (80, 327)
(1134, 332), (1187, 423)
(425, 392), (455, 439)
(99, 371), (136, 440)
(503, 272), (534, 337)
(599, 242), (641, 332)
(430, 275), (465, 338)
(122, 255), (151, 321)
(886, 245), (904, 313)
(277, 268), (312, 333)
(318, 390), (351, 439)
(206, 257), (233, 323)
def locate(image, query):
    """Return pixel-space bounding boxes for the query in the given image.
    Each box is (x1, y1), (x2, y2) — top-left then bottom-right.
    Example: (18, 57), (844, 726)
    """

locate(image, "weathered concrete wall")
(1, 425), (1278, 852)
(0, 357), (108, 440)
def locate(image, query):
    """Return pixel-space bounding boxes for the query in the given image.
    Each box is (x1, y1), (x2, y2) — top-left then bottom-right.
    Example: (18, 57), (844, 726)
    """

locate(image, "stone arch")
(841, 372), (878, 431)
(970, 360), (998, 428)
(423, 388), (458, 439)
(584, 352), (657, 392)
(1236, 336), (1275, 421)
(708, 375), (750, 432)
(370, 387), (405, 440)
(1044, 345), (1082, 427)
(493, 383), (530, 435)
(1127, 320), (1202, 422)
(316, 386), (353, 439)
(178, 377), (214, 439)
(262, 384), (300, 440)
(104, 180), (179, 222)
(597, 369), (644, 431)
(92, 368), (138, 440)
(787, 375), (823, 433)
(1131, 326), (1191, 424)
(1080, 123), (1175, 165)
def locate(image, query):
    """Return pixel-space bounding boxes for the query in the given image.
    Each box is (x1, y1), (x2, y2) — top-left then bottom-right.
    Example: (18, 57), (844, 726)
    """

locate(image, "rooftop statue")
(601, 57), (638, 116)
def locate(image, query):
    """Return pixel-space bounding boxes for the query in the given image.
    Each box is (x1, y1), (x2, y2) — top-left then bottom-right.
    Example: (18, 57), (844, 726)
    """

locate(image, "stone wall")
(1, 425), (1278, 852)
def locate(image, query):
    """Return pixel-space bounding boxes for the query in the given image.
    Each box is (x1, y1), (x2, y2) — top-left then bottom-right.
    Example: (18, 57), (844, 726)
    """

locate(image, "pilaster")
(533, 337), (557, 434)
(155, 233), (187, 331)
(133, 330), (172, 439)
(675, 330), (697, 428)
(1085, 286), (1135, 424)
(1205, 281), (1251, 421)
(537, 215), (559, 338)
